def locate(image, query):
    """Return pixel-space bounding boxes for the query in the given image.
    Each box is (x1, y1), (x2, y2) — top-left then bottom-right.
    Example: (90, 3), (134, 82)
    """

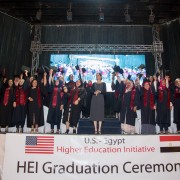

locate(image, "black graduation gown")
(82, 85), (93, 118)
(12, 78), (29, 128)
(173, 86), (180, 125)
(69, 87), (86, 127)
(47, 86), (64, 125)
(27, 84), (46, 127)
(11, 87), (27, 128)
(62, 92), (70, 124)
(156, 88), (171, 126)
(43, 75), (54, 107)
(140, 87), (156, 125)
(111, 80), (124, 113)
(120, 89), (139, 126)
(0, 86), (14, 127)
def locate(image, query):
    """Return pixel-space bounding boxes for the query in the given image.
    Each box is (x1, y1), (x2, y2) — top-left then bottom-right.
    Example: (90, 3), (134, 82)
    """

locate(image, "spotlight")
(124, 6), (132, 23)
(36, 9), (42, 21)
(125, 14), (131, 22)
(67, 3), (72, 21)
(149, 14), (155, 23)
(148, 6), (155, 23)
(67, 11), (72, 21)
(99, 8), (104, 21)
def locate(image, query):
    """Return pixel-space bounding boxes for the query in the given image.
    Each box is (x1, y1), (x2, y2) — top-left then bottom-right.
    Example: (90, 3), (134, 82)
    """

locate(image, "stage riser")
(77, 118), (121, 134)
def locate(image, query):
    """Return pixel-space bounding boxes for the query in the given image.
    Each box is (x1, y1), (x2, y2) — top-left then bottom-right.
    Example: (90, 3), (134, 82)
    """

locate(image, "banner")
(0, 135), (5, 180)
(2, 134), (180, 180)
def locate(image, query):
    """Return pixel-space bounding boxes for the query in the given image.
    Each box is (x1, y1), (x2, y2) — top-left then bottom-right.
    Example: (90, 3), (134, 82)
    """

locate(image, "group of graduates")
(112, 72), (180, 134)
(0, 66), (91, 134)
(0, 65), (180, 135)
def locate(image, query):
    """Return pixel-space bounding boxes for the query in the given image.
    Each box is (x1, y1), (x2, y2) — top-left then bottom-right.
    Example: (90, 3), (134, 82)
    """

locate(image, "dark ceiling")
(0, 0), (180, 25)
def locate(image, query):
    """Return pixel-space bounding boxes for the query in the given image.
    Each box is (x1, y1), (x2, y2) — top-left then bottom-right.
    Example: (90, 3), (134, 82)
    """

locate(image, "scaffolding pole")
(30, 25), (41, 75)
(152, 25), (163, 76)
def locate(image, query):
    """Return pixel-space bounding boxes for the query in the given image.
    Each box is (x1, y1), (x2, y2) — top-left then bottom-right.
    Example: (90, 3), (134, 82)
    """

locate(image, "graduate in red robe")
(140, 80), (156, 134)
(12, 76), (29, 133)
(156, 79), (172, 134)
(63, 79), (85, 134)
(173, 78), (180, 133)
(111, 73), (124, 118)
(0, 79), (14, 132)
(47, 79), (65, 134)
(27, 73), (47, 133)
(120, 79), (139, 134)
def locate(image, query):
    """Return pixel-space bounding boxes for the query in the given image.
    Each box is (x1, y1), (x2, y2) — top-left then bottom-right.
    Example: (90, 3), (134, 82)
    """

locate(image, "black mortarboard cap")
(75, 65), (80, 70)
(119, 68), (124, 74)
(113, 65), (124, 74)
(113, 65), (118, 72)
(137, 73), (143, 79)
(127, 74), (132, 80)
(82, 68), (86, 73)
(50, 66), (58, 72)
(21, 65), (30, 72)
(44, 66), (50, 73)
(165, 70), (171, 76)
(138, 64), (146, 69)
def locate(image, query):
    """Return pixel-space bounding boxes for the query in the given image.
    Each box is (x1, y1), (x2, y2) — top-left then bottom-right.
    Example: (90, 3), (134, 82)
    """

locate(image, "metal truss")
(152, 25), (163, 76)
(30, 25), (163, 75)
(31, 52), (39, 75)
(31, 43), (153, 53)
(30, 25), (41, 75)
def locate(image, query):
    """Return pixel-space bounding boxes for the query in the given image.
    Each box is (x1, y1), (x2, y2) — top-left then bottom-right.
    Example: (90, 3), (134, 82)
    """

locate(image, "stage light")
(35, 3), (42, 21)
(99, 8), (104, 21)
(148, 6), (155, 24)
(67, 3), (72, 21)
(125, 14), (131, 22)
(124, 6), (132, 23)
(67, 11), (72, 21)
(36, 9), (42, 21)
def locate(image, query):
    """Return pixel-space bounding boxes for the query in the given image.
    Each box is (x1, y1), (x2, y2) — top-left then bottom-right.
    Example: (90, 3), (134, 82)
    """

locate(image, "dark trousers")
(159, 123), (169, 131)
(51, 123), (60, 130)
(177, 123), (180, 131)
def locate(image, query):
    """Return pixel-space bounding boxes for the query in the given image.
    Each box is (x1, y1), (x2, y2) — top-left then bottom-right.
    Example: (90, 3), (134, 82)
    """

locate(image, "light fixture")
(35, 4), (42, 21)
(149, 6), (155, 23)
(99, 8), (104, 21)
(67, 3), (72, 21)
(124, 6), (132, 23)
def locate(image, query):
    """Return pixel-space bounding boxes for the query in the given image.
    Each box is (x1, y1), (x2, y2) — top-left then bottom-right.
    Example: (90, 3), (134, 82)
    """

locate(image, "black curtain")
(145, 53), (155, 76)
(0, 12), (32, 78)
(160, 19), (180, 80)
(41, 25), (153, 44)
(40, 25), (154, 73)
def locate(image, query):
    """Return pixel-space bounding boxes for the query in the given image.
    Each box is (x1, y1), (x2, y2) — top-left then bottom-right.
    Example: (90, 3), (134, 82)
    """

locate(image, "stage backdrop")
(160, 18), (180, 80)
(39, 25), (155, 76)
(0, 12), (32, 78)
(2, 134), (180, 180)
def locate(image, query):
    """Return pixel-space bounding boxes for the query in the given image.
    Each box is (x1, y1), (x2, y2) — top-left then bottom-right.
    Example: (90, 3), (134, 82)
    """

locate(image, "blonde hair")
(175, 78), (180, 85)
